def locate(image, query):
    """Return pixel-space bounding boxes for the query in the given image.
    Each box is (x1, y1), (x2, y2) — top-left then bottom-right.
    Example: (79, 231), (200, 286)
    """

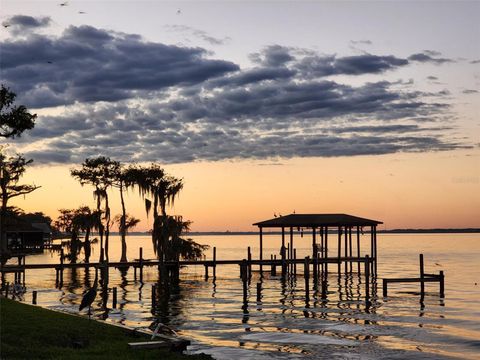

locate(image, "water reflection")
(3, 234), (480, 359)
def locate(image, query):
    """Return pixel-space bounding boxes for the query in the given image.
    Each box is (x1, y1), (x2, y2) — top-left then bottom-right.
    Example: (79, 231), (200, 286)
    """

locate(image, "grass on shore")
(0, 297), (211, 359)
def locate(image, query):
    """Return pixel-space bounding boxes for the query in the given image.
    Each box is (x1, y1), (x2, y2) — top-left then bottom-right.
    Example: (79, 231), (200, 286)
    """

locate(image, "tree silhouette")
(0, 85), (36, 138)
(0, 152), (40, 263)
(71, 157), (120, 262)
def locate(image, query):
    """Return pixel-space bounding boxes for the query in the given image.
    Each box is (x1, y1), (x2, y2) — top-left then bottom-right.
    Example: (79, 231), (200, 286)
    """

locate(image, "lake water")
(5, 233), (480, 359)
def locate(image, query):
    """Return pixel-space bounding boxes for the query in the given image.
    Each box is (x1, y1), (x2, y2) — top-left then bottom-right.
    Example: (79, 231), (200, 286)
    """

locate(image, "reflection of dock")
(0, 214), (445, 310)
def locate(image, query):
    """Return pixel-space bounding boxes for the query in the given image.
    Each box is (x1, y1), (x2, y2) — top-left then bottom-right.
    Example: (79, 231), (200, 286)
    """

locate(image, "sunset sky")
(1, 1), (479, 231)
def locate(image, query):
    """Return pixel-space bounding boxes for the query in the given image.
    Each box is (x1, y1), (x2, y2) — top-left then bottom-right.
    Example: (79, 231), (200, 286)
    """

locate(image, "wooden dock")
(382, 254), (445, 298)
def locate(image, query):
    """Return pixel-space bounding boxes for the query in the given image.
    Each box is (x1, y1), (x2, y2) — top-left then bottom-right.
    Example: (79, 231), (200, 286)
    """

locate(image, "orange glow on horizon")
(11, 150), (480, 232)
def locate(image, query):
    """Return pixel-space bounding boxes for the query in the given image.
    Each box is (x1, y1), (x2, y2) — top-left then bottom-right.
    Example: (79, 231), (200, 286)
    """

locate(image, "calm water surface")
(5, 233), (480, 359)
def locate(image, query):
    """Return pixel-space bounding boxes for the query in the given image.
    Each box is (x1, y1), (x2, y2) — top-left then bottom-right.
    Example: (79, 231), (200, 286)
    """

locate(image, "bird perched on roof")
(79, 268), (98, 320)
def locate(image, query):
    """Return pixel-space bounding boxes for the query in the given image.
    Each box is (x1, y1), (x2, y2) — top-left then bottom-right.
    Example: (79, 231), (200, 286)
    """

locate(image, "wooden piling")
(112, 287), (117, 308)
(205, 264), (209, 280)
(213, 247), (217, 279)
(304, 256), (310, 303)
(357, 226), (361, 274)
(139, 247), (143, 283)
(383, 279), (387, 297)
(420, 253), (425, 300)
(349, 227), (353, 273)
(293, 249), (297, 276)
(5, 282), (9, 298)
(60, 249), (64, 284)
(247, 246), (252, 279)
(281, 227), (286, 277)
(241, 259), (248, 302)
(439, 270), (445, 298)
(324, 227), (328, 273)
(32, 290), (37, 304)
(259, 228), (263, 274)
(256, 282), (261, 302)
(365, 255), (370, 304)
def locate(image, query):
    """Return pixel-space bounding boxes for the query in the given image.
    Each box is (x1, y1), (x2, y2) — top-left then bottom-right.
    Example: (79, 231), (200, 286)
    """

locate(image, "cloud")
(462, 89), (478, 94)
(427, 76), (438, 80)
(4, 15), (51, 30)
(470, 59), (480, 64)
(0, 25), (239, 107)
(0, 24), (467, 164)
(294, 54), (409, 77)
(165, 24), (231, 45)
(408, 51), (453, 64)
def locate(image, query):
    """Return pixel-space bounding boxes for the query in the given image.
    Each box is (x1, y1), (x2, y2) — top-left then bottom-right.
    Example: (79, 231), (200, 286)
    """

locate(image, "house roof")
(31, 222), (52, 234)
(253, 213), (382, 228)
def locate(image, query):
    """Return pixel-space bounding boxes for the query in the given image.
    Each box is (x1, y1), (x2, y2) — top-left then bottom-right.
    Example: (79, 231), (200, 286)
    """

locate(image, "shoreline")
(0, 297), (211, 360)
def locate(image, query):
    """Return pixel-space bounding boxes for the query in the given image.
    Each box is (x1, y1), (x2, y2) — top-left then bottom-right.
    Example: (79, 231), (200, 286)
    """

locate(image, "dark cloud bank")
(0, 19), (467, 164)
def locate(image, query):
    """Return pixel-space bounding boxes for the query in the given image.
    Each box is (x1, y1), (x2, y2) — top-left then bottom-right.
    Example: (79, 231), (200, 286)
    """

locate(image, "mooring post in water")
(204, 264), (209, 281)
(294, 249), (297, 276)
(321, 274), (327, 300)
(241, 259), (248, 302)
(59, 248), (64, 285)
(419, 253), (425, 300)
(151, 284), (156, 311)
(247, 246), (252, 280)
(304, 256), (310, 303)
(213, 247), (217, 280)
(139, 247), (143, 283)
(32, 290), (37, 305)
(112, 287), (117, 308)
(439, 271), (445, 298)
(383, 279), (388, 297)
(256, 282), (262, 302)
(270, 254), (275, 276)
(365, 255), (370, 304)
(5, 282), (9, 298)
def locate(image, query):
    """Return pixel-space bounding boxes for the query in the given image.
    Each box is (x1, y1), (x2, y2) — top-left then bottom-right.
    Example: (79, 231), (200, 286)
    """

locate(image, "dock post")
(324, 226), (329, 274)
(281, 227), (286, 277)
(344, 226), (348, 274)
(293, 249), (297, 276)
(349, 227), (353, 273)
(256, 282), (261, 302)
(139, 247), (143, 283)
(241, 259), (248, 302)
(259, 227), (263, 274)
(112, 287), (117, 308)
(247, 246), (252, 280)
(59, 248), (64, 285)
(32, 290), (37, 304)
(213, 247), (217, 280)
(357, 226), (361, 274)
(272, 255), (277, 276)
(286, 244), (290, 275)
(151, 284), (156, 312)
(439, 270), (445, 298)
(365, 255), (370, 304)
(383, 279), (388, 297)
(5, 282), (9, 298)
(337, 227), (342, 274)
(304, 256), (310, 304)
(419, 254), (425, 300)
(204, 264), (209, 281)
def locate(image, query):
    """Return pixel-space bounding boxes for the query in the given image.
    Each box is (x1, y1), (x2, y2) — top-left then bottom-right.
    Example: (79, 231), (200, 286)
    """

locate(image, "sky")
(1, 0), (479, 231)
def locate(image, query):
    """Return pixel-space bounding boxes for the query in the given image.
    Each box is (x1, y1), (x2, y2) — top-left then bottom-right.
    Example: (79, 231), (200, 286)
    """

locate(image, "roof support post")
(312, 227), (316, 259)
(259, 227), (263, 274)
(289, 227), (293, 274)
